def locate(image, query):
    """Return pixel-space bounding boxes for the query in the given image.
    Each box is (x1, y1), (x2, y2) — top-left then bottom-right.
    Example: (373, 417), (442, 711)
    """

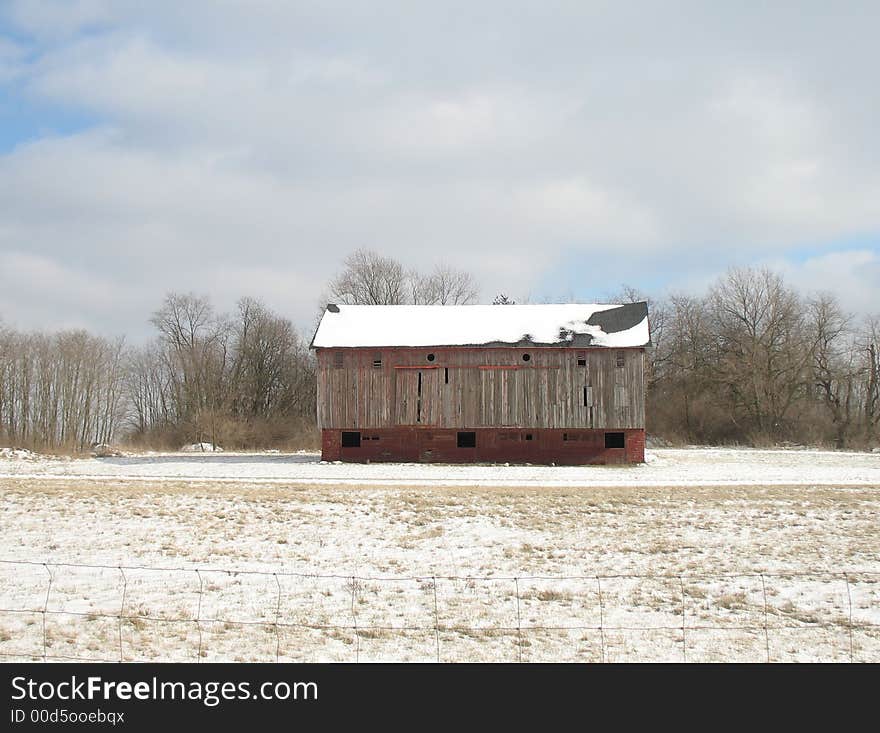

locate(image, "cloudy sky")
(0, 1), (878, 339)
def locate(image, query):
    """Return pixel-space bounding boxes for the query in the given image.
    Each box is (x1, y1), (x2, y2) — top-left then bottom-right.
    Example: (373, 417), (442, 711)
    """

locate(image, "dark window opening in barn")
(341, 431), (361, 447)
(525, 433), (533, 441)
(457, 431), (476, 448)
(616, 350), (625, 368)
(333, 351), (344, 369)
(427, 353), (435, 362)
(416, 371), (422, 423)
(583, 386), (588, 407)
(605, 432), (625, 449)
(372, 353), (382, 368)
(522, 353), (531, 362)
(577, 351), (586, 367)
(371, 436), (379, 441)
(562, 433), (568, 441)
(444, 367), (449, 384)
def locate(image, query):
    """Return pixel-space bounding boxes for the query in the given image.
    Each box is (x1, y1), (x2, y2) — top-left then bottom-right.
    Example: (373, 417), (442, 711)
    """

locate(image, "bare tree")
(327, 249), (408, 305)
(128, 293), (317, 450)
(808, 293), (856, 447)
(126, 341), (175, 439)
(411, 263), (479, 305)
(647, 292), (716, 441)
(324, 250), (480, 311)
(706, 267), (813, 440)
(230, 297), (315, 419)
(149, 292), (229, 442)
(859, 316), (880, 446)
(0, 327), (127, 451)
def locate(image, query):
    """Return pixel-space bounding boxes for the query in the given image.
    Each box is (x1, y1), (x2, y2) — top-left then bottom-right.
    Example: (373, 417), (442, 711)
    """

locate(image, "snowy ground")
(0, 447), (878, 662)
(1, 446), (879, 487)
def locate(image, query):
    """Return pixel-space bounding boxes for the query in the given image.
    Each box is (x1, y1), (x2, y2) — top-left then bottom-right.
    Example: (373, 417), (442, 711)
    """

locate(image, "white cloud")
(770, 250), (880, 317)
(0, 250), (135, 331)
(0, 1), (879, 337)
(518, 177), (659, 243)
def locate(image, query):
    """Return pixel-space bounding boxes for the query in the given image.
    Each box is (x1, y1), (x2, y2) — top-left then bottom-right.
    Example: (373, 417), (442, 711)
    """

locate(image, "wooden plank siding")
(316, 346), (646, 430)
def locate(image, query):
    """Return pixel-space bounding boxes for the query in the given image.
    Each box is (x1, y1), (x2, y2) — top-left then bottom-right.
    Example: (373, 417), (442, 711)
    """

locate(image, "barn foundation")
(321, 428), (646, 465)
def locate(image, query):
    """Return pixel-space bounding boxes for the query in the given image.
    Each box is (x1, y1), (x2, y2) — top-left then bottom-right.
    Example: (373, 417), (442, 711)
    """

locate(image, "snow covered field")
(1, 446), (880, 487)
(0, 447), (878, 662)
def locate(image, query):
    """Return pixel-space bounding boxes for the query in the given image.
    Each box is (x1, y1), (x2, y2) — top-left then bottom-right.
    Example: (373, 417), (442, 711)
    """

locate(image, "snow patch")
(91, 444), (123, 458)
(312, 303), (650, 348)
(180, 443), (224, 453)
(0, 448), (37, 461)
(0, 447), (878, 487)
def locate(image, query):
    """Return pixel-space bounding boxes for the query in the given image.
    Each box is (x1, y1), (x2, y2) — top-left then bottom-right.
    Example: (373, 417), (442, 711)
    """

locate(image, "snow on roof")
(311, 302), (650, 349)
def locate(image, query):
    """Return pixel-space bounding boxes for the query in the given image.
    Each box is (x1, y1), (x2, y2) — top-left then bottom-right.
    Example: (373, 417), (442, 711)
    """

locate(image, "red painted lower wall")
(321, 428), (645, 464)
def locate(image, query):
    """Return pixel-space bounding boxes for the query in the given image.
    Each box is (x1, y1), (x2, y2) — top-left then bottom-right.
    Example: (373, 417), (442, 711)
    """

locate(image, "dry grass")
(1, 477), (877, 578)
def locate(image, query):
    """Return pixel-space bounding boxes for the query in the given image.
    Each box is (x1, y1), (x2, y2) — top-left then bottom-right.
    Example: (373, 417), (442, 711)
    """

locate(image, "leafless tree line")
(325, 249), (479, 307)
(0, 255), (877, 452)
(127, 294), (316, 449)
(0, 328), (126, 451)
(636, 268), (879, 448)
(0, 295), (316, 452)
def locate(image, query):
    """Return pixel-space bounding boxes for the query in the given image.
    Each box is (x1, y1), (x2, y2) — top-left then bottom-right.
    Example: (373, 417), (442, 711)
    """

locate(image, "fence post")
(350, 577), (360, 663)
(195, 569), (204, 663)
(679, 575), (686, 663)
(432, 576), (440, 664)
(759, 574), (770, 663)
(596, 576), (606, 663)
(42, 563), (52, 662)
(118, 567), (127, 663)
(514, 577), (522, 663)
(843, 573), (854, 663)
(274, 573), (282, 663)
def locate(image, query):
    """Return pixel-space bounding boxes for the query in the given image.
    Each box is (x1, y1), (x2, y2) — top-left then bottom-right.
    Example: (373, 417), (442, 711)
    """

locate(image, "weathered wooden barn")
(310, 302), (651, 464)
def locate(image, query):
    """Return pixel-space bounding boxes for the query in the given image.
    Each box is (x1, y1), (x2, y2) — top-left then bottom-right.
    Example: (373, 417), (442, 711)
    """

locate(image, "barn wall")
(316, 346), (645, 430)
(318, 348), (645, 428)
(320, 427), (646, 464)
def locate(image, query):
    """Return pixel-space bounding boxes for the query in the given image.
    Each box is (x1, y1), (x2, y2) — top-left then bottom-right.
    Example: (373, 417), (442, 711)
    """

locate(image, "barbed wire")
(0, 559), (876, 663)
(2, 558), (877, 581)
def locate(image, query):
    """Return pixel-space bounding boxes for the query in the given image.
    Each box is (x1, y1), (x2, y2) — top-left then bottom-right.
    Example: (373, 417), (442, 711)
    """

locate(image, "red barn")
(310, 302), (650, 464)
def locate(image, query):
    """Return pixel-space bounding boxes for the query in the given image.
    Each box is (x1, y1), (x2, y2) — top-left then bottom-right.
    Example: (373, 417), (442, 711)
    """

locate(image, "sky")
(0, 0), (878, 340)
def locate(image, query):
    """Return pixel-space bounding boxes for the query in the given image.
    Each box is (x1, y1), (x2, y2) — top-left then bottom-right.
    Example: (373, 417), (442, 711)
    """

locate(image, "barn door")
(394, 368), (440, 425)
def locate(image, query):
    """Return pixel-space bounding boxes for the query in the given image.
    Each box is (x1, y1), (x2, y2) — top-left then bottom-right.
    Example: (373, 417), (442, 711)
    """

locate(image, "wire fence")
(0, 559), (877, 662)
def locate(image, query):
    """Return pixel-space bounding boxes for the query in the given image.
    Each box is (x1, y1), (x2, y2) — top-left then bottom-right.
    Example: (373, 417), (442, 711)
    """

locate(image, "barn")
(310, 302), (651, 464)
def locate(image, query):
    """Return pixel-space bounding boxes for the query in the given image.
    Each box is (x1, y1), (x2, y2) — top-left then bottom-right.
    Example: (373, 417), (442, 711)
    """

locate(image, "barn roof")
(311, 302), (651, 349)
